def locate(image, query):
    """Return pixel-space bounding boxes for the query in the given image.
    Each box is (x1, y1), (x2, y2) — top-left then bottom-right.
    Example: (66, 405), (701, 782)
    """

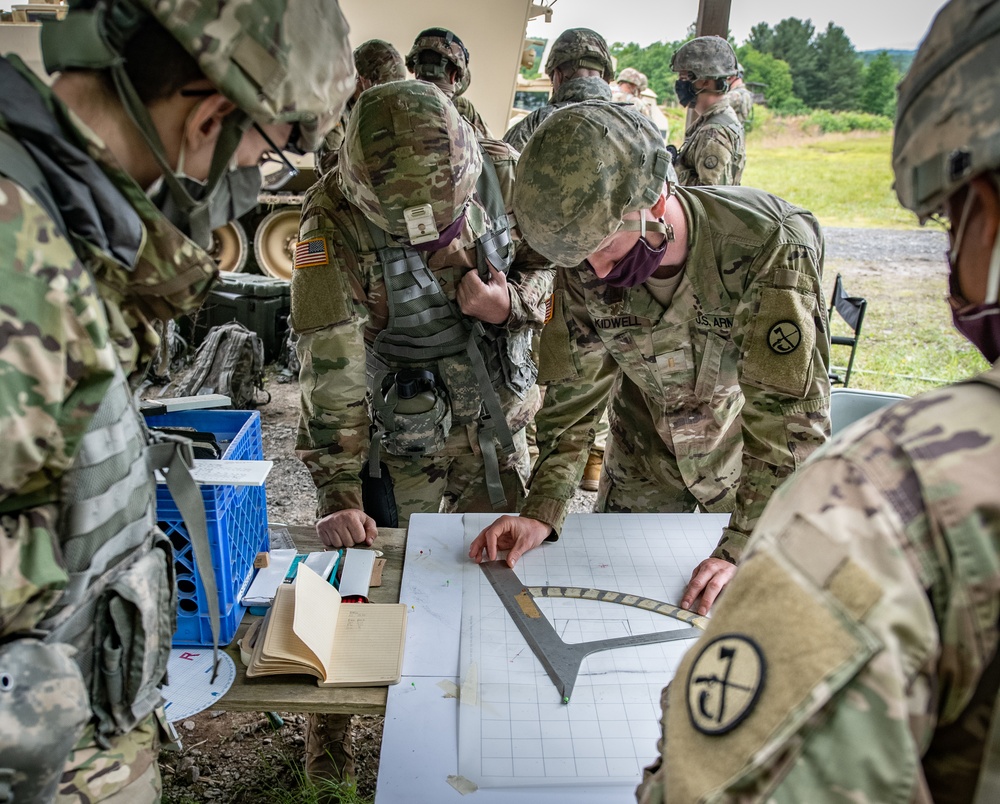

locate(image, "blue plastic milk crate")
(145, 409), (270, 646)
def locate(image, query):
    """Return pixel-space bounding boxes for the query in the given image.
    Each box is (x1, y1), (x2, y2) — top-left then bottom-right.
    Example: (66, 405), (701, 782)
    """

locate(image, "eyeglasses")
(179, 87), (301, 185)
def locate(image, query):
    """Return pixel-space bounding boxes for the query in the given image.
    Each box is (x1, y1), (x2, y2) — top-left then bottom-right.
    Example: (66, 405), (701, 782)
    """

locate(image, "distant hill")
(859, 49), (915, 74)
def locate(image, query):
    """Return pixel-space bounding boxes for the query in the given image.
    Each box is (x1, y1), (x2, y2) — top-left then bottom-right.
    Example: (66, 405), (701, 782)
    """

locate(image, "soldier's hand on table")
(469, 515), (552, 568)
(316, 509), (377, 549)
(458, 264), (510, 324)
(680, 557), (737, 615)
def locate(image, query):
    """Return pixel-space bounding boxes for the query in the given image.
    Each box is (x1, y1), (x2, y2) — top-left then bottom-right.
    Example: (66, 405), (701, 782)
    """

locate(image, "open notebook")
(245, 564), (407, 687)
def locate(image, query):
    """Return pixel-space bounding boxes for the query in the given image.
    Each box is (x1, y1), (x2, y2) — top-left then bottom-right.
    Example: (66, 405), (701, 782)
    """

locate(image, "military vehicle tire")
(254, 207), (300, 281)
(209, 220), (249, 273)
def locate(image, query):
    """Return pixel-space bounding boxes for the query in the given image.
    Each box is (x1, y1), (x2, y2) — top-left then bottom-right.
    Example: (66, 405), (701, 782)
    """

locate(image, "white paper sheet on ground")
(458, 513), (722, 788)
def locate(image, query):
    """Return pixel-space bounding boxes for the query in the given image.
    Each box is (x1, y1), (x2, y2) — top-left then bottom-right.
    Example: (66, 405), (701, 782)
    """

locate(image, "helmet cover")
(544, 27), (613, 82)
(670, 36), (738, 79)
(893, 0), (1000, 219)
(339, 80), (483, 239)
(513, 101), (672, 266)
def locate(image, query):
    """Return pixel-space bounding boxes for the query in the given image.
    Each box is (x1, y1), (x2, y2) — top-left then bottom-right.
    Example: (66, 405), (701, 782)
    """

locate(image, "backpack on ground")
(163, 321), (268, 409)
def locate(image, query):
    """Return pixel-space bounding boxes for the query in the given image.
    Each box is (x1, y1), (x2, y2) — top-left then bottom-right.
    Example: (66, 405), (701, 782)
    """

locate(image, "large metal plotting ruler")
(480, 561), (708, 703)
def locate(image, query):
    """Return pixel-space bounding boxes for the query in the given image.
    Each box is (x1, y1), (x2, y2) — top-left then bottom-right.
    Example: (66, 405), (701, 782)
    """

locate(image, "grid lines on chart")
(459, 512), (724, 788)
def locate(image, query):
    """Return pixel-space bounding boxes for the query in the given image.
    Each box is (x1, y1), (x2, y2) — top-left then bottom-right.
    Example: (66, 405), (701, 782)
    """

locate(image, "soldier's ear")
(651, 190), (668, 219)
(184, 93), (237, 150)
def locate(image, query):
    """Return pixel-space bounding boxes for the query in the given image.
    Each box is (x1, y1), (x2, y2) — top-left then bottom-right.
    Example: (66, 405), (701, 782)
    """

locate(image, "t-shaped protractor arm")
(480, 561), (706, 703)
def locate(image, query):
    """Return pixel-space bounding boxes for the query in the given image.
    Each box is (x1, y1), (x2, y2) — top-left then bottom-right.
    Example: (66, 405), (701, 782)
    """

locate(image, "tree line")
(609, 18), (909, 118)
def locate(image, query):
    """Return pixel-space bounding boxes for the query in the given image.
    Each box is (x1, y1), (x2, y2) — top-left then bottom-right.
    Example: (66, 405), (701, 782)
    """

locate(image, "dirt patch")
(160, 709), (382, 803)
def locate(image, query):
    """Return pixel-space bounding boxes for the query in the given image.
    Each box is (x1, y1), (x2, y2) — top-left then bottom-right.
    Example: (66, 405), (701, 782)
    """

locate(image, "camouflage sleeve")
(520, 267), (617, 534)
(714, 215), (830, 563)
(0, 179), (118, 505)
(291, 186), (370, 518)
(687, 126), (739, 186)
(653, 436), (943, 802)
(1, 179), (118, 635)
(486, 143), (556, 330)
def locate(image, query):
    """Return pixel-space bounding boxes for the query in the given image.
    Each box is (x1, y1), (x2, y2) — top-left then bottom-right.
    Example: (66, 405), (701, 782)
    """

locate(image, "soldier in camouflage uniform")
(293, 79), (553, 544)
(0, 1), (352, 801)
(300, 79), (552, 786)
(726, 62), (755, 127)
(471, 101), (830, 615)
(613, 66), (655, 123)
(672, 37), (746, 186)
(636, 1), (1000, 801)
(504, 27), (617, 490)
(503, 27), (615, 152)
(405, 27), (493, 138)
(318, 39), (407, 176)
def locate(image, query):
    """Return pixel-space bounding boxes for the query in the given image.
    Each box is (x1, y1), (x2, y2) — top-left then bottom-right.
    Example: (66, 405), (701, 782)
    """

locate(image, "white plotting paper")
(458, 513), (721, 789)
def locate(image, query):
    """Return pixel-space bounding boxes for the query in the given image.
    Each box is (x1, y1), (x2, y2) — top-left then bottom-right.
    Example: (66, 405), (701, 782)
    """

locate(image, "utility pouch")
(500, 329), (538, 399)
(89, 533), (175, 739)
(437, 353), (485, 421)
(375, 369), (453, 457)
(359, 461), (399, 528)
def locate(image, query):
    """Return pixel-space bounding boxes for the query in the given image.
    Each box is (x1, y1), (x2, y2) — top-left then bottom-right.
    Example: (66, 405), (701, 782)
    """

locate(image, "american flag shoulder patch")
(294, 237), (329, 269)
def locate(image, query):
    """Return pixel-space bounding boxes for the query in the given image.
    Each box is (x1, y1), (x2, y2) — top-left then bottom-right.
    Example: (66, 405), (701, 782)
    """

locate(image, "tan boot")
(305, 713), (356, 790)
(580, 452), (602, 492)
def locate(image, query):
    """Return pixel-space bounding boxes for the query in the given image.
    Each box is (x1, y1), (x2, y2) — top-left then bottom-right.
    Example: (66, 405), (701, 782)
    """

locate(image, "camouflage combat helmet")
(544, 27), (614, 82)
(671, 36), (738, 79)
(405, 27), (470, 84)
(40, 0), (355, 152)
(893, 0), (1000, 219)
(354, 39), (407, 85)
(339, 80), (483, 241)
(617, 67), (644, 90)
(513, 101), (672, 266)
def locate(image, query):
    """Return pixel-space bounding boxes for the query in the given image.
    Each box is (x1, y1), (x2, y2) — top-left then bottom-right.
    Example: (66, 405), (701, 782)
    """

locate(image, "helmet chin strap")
(110, 62), (250, 229)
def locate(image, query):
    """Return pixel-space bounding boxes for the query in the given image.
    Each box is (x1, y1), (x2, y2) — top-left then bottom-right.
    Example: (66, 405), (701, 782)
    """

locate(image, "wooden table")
(212, 525), (407, 715)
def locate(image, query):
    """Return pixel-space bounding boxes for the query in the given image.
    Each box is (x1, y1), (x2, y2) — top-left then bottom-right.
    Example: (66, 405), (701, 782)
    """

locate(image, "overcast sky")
(1, 0), (947, 53)
(527, 0), (948, 53)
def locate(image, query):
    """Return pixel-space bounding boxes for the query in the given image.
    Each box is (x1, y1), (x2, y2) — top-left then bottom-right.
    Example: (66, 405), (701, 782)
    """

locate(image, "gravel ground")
(824, 226), (947, 262)
(160, 226), (943, 802)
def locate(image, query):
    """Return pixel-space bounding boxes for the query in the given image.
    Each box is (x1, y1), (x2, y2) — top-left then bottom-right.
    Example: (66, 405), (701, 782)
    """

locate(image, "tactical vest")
(676, 106), (745, 185)
(0, 123), (220, 766)
(364, 153), (535, 507)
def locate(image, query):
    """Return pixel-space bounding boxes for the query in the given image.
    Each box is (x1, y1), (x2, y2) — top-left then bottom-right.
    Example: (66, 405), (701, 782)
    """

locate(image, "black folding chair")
(827, 274), (867, 387)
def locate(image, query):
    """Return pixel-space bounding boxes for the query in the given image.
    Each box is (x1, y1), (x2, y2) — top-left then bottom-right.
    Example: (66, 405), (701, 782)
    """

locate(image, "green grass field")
(743, 133), (917, 229)
(662, 107), (917, 229)
(825, 270), (989, 397)
(731, 111), (989, 396)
